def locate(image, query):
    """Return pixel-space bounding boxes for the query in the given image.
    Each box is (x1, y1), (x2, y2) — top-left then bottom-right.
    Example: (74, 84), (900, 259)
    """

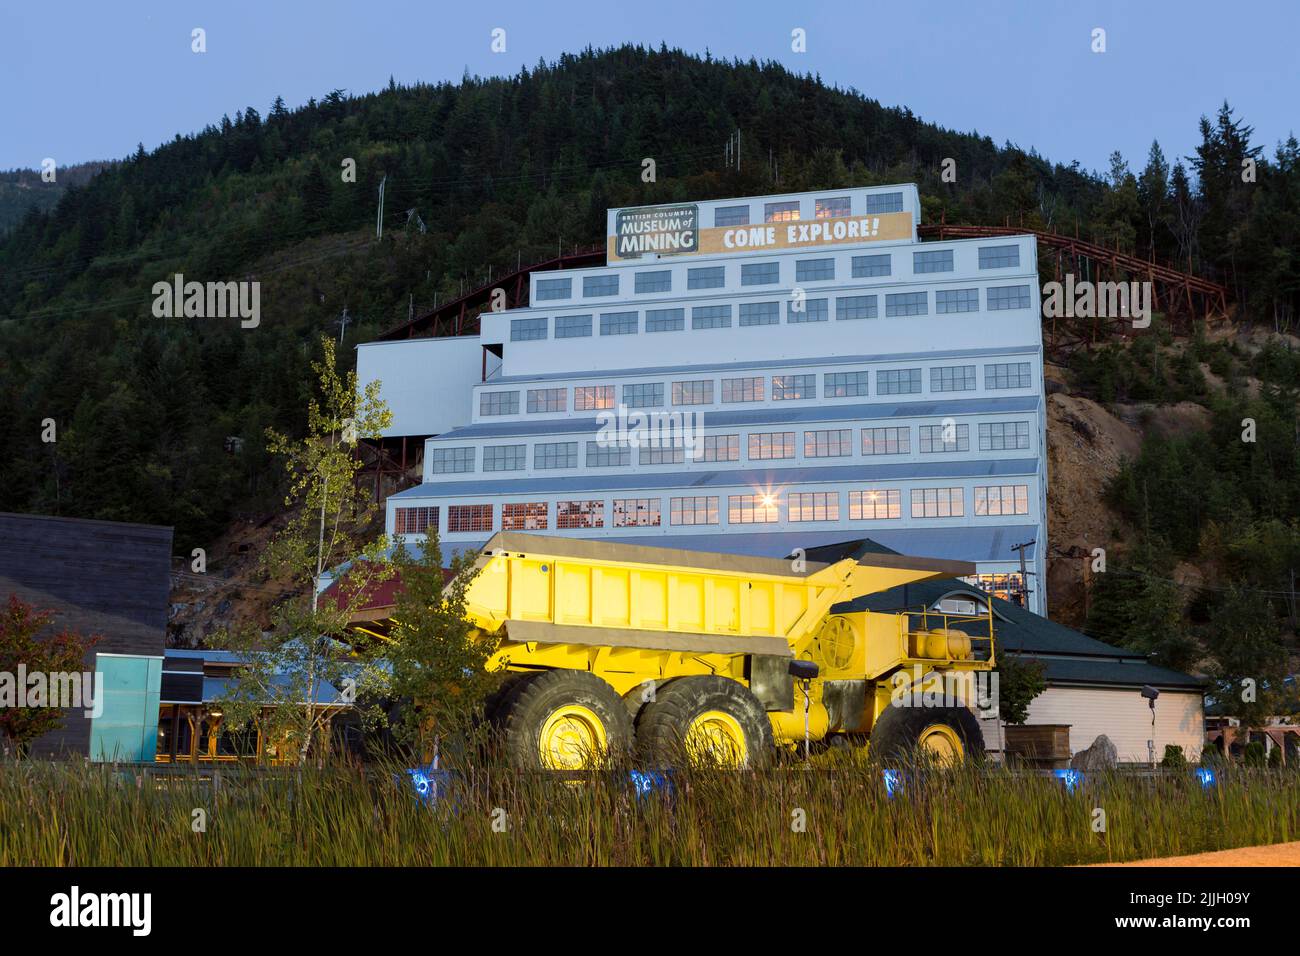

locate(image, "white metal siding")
(1018, 686), (1203, 763)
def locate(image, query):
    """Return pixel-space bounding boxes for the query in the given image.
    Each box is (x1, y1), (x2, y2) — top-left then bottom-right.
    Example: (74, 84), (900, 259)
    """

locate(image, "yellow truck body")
(461, 532), (996, 768)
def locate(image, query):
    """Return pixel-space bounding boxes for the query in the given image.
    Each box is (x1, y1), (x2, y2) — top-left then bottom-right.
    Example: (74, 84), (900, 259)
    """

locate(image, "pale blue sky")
(2, 0), (1296, 175)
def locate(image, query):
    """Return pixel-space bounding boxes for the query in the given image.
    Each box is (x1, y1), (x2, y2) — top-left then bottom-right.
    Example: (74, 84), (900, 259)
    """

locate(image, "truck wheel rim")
(539, 705), (607, 770)
(917, 723), (963, 763)
(686, 710), (747, 768)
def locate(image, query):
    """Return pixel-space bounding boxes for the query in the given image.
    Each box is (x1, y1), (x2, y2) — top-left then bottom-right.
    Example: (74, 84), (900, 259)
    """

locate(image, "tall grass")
(0, 758), (1295, 866)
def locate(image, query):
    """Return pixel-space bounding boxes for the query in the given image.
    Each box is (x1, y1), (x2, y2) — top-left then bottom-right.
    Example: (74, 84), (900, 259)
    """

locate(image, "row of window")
(479, 362), (1035, 416)
(396, 483), (1032, 534)
(533, 240), (1019, 303)
(512, 283), (1032, 340)
(430, 421), (1032, 474)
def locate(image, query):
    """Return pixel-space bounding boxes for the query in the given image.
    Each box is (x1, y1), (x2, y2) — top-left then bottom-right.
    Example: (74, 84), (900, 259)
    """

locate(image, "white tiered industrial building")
(360, 184), (1048, 611)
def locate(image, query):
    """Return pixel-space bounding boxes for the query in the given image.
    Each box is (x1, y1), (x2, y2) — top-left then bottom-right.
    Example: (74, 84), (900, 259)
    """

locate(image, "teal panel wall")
(89, 655), (162, 762)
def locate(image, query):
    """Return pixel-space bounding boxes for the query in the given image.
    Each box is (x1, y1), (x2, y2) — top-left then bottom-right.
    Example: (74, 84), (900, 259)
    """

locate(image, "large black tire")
(637, 676), (774, 769)
(869, 703), (985, 764)
(494, 669), (633, 770)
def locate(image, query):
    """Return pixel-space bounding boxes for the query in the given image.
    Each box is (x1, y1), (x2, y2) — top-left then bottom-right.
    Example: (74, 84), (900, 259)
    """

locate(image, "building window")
(447, 504), (493, 533)
(739, 301), (779, 326)
(978, 245), (1020, 269)
(877, 368), (922, 394)
(612, 498), (660, 527)
(688, 266), (726, 289)
(483, 445), (526, 472)
(741, 262), (779, 286)
(885, 292), (928, 317)
(697, 434), (739, 461)
(851, 254), (891, 278)
(534, 277), (571, 301)
(836, 294), (877, 320)
(714, 205), (749, 227)
(729, 494), (779, 524)
(787, 298), (829, 323)
(795, 258), (835, 282)
(748, 432), (795, 460)
(764, 200), (800, 222)
(527, 388), (566, 413)
(962, 572), (1026, 605)
(978, 421), (1031, 451)
(557, 500), (604, 529)
(789, 492), (839, 522)
(639, 444), (685, 465)
(670, 496), (719, 526)
(913, 249), (954, 274)
(634, 270), (672, 294)
(645, 308), (685, 332)
(815, 196), (851, 219)
(849, 489), (901, 520)
(502, 502), (548, 530)
(480, 391), (520, 416)
(586, 441), (630, 467)
(691, 305), (732, 329)
(985, 362), (1032, 389)
(534, 441), (578, 469)
(583, 275), (619, 297)
(510, 317), (548, 341)
(574, 385), (615, 410)
(772, 374), (815, 400)
(430, 447), (475, 474)
(599, 311), (638, 335)
(864, 191), (904, 214)
(987, 284), (1032, 311)
(395, 506), (439, 535)
(804, 429), (853, 458)
(936, 288), (979, 314)
(862, 427), (910, 455)
(910, 488), (965, 518)
(975, 484), (1030, 516)
(825, 371), (869, 397)
(623, 382), (664, 408)
(930, 365), (976, 392)
(721, 377), (764, 403)
(672, 380), (713, 405)
(919, 423), (970, 453)
(555, 314), (593, 338)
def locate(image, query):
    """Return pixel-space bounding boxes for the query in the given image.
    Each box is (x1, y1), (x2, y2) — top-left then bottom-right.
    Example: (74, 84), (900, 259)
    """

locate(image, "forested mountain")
(0, 162), (112, 236)
(1, 46), (1297, 683)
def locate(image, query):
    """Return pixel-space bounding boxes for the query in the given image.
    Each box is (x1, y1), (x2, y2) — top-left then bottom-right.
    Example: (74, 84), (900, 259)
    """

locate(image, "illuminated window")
(527, 388), (566, 413)
(672, 380), (713, 405)
(447, 504), (492, 533)
(772, 374), (815, 400)
(574, 385), (615, 410)
(975, 484), (1030, 516)
(919, 424), (970, 453)
(764, 200), (800, 222)
(721, 377), (764, 403)
(789, 492), (839, 522)
(849, 489), (901, 520)
(394, 507), (438, 534)
(557, 500), (604, 529)
(748, 432), (795, 460)
(910, 488), (965, 518)
(862, 427), (910, 455)
(804, 429), (853, 458)
(501, 502), (548, 530)
(696, 434), (739, 461)
(612, 498), (660, 527)
(670, 496), (719, 526)
(728, 494), (780, 524)
(815, 196), (851, 219)
(961, 572), (1026, 604)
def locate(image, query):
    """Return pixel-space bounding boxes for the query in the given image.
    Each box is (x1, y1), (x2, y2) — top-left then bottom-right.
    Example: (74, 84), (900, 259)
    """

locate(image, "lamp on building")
(1141, 685), (1160, 767)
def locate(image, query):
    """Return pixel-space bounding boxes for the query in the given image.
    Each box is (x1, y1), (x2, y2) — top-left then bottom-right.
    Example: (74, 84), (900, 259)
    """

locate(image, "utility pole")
(336, 306), (351, 344)
(1010, 540), (1036, 609)
(376, 175), (387, 238)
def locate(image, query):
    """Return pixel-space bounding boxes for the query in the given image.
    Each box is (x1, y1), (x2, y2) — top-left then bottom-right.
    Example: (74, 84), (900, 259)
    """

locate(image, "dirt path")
(1095, 841), (1300, 867)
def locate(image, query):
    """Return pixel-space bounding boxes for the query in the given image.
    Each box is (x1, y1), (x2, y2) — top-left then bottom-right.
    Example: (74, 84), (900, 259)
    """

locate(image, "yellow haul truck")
(464, 532), (995, 770)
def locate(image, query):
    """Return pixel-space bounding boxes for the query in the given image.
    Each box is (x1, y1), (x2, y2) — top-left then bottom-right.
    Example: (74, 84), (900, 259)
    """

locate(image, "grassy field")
(3, 756), (1297, 866)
